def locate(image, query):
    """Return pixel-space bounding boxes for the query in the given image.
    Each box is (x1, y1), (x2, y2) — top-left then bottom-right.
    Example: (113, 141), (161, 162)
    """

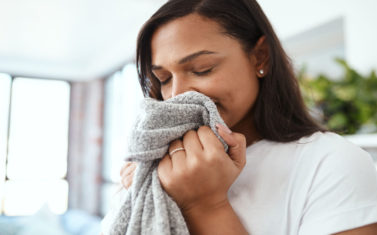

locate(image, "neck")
(231, 110), (261, 147)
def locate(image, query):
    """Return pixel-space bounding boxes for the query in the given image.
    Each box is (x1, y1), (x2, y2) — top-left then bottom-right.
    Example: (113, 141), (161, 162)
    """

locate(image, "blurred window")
(102, 64), (143, 215)
(0, 73), (12, 208)
(0, 76), (70, 216)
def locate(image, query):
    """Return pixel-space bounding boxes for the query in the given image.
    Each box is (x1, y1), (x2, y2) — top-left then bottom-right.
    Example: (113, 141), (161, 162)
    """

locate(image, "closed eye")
(157, 67), (213, 86)
(159, 76), (172, 86)
(193, 68), (213, 76)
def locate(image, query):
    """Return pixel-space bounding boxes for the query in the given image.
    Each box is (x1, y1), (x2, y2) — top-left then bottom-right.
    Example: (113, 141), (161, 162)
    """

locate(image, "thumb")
(216, 123), (246, 169)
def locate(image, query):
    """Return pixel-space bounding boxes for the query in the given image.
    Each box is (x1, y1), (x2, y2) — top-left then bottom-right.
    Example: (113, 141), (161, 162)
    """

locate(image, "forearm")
(183, 199), (249, 235)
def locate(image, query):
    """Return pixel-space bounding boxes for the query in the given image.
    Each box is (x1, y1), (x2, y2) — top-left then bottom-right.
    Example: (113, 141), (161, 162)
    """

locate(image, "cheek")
(218, 68), (259, 105)
(161, 89), (169, 100)
(236, 76), (259, 110)
(217, 71), (259, 125)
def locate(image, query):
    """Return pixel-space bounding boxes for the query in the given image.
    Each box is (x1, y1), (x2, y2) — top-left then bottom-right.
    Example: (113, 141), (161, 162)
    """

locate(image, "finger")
(121, 163), (137, 178)
(158, 154), (173, 187)
(168, 139), (186, 171)
(197, 126), (224, 152)
(122, 173), (134, 189)
(182, 130), (203, 156)
(216, 123), (246, 168)
(121, 168), (134, 189)
(120, 161), (135, 176)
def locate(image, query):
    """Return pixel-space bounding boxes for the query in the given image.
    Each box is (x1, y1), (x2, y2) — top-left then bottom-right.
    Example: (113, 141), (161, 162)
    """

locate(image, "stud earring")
(259, 69), (264, 75)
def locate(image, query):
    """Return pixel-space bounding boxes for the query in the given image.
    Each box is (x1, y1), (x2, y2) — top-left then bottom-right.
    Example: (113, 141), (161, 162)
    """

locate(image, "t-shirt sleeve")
(299, 142), (377, 235)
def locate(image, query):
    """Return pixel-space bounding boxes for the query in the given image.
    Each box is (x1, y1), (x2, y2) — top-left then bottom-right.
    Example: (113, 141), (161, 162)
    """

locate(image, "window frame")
(101, 63), (144, 216)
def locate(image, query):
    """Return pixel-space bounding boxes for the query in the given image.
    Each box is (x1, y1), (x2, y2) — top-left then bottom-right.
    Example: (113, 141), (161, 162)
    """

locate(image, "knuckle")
(129, 163), (137, 172)
(184, 130), (196, 139)
(206, 148), (219, 158)
(171, 139), (180, 145)
(120, 165), (127, 175)
(186, 129), (197, 135)
(238, 155), (247, 168)
(162, 175), (174, 188)
(125, 181), (132, 189)
(122, 174), (130, 182)
(169, 139), (182, 150)
(204, 158), (220, 169)
(235, 133), (247, 146)
(122, 179), (129, 188)
(189, 157), (201, 169)
(158, 157), (166, 168)
(124, 177), (131, 185)
(205, 152), (223, 165)
(175, 171), (186, 181)
(121, 162), (136, 176)
(122, 167), (135, 177)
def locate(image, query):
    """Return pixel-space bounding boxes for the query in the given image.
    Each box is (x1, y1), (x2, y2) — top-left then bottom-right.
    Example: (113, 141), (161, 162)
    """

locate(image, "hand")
(157, 124), (246, 213)
(120, 161), (137, 189)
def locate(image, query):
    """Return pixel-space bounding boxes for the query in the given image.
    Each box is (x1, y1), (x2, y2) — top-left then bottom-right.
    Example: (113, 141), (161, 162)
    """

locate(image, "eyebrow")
(151, 50), (217, 70)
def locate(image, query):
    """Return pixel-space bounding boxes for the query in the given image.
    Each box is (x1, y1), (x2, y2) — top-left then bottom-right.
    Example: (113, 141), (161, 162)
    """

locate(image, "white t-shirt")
(102, 131), (377, 235)
(229, 131), (377, 235)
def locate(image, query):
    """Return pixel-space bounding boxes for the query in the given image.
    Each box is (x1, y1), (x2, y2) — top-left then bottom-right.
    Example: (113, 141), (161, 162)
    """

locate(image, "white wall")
(258, 0), (377, 74)
(0, 0), (167, 81)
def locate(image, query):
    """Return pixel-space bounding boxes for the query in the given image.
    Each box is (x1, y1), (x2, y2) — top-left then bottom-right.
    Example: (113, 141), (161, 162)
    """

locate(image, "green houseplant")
(298, 59), (377, 135)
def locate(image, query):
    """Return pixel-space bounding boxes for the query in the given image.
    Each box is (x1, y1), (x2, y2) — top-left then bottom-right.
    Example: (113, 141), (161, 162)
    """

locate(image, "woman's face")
(150, 14), (260, 130)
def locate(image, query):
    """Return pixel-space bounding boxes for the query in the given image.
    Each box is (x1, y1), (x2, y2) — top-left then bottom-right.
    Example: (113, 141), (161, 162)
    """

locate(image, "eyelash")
(158, 68), (213, 86)
(160, 77), (171, 86)
(193, 68), (213, 76)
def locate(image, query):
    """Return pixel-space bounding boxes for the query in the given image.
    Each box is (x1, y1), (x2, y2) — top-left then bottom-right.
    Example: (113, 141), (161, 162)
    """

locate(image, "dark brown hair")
(136, 0), (326, 142)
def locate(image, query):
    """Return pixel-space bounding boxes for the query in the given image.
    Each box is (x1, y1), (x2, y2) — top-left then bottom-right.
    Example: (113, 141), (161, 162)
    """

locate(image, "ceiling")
(2, 0), (373, 82)
(0, 0), (166, 81)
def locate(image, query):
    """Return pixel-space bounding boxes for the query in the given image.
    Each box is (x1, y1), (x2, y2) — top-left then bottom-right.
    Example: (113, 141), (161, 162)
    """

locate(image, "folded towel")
(109, 91), (228, 235)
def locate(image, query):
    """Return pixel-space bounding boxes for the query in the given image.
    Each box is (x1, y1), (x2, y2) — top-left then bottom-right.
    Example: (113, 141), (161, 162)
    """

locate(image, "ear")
(250, 36), (269, 78)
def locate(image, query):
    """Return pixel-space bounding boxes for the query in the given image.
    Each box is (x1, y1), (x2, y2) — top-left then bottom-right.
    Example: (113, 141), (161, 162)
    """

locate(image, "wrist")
(182, 196), (230, 219)
(182, 198), (248, 235)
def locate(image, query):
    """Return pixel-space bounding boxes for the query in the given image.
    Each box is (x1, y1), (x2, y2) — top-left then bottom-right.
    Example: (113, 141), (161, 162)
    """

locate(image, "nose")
(171, 76), (191, 98)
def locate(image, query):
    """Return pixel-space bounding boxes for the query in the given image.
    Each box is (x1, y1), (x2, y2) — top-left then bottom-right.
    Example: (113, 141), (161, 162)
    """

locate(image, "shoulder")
(252, 131), (373, 166)
(298, 131), (366, 153)
(292, 132), (377, 234)
(296, 131), (374, 171)
(291, 131), (376, 189)
(247, 131), (375, 175)
(252, 131), (377, 193)
(243, 132), (377, 234)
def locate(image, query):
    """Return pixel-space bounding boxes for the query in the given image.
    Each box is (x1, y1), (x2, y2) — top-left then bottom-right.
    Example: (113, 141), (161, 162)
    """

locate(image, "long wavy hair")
(136, 0), (326, 142)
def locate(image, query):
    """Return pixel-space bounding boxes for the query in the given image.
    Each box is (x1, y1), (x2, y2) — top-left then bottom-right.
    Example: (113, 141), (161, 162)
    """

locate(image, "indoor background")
(0, 0), (376, 234)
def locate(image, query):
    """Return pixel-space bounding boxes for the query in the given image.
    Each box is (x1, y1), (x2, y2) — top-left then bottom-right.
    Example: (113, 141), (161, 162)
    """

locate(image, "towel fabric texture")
(109, 91), (229, 235)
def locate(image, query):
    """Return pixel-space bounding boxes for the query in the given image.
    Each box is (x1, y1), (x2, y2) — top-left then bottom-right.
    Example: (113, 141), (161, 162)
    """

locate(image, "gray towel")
(110, 91), (229, 235)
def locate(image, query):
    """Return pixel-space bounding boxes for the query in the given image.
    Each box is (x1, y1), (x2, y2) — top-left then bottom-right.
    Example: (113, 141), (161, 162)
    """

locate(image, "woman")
(109, 0), (377, 234)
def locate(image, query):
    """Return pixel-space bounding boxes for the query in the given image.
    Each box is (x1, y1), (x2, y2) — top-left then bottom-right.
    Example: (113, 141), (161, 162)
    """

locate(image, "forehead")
(150, 14), (232, 64)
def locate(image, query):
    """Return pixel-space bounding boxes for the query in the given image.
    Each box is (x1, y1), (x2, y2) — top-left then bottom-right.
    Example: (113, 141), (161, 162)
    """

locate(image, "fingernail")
(216, 123), (232, 134)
